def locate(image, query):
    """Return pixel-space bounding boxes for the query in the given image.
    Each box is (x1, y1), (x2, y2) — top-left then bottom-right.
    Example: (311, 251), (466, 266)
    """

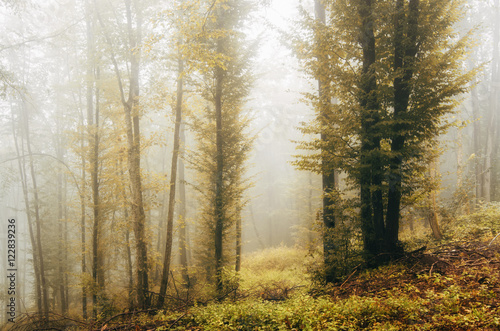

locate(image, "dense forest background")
(1, 0), (500, 328)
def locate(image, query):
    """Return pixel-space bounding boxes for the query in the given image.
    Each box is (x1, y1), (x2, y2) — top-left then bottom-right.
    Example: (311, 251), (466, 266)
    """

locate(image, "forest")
(1, 0), (500, 329)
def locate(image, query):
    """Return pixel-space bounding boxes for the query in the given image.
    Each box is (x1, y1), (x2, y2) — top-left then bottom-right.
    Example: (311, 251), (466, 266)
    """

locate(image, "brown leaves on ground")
(330, 241), (500, 300)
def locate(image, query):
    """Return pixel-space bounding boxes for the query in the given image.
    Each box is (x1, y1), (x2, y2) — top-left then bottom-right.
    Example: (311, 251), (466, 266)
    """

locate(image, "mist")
(1, 0), (499, 328)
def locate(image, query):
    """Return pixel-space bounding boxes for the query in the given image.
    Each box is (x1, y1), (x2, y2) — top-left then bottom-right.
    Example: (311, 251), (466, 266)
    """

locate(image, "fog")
(0, 0), (498, 323)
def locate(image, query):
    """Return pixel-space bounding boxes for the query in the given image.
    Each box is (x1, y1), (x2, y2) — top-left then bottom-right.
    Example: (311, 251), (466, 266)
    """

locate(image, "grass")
(148, 242), (500, 330)
(10, 244), (500, 330)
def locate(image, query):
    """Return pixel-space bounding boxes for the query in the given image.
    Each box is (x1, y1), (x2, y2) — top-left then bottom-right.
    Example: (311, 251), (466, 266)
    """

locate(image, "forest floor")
(5, 240), (500, 330)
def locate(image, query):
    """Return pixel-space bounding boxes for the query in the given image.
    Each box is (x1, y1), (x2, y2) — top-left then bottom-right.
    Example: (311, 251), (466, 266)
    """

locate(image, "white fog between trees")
(0, 0), (498, 325)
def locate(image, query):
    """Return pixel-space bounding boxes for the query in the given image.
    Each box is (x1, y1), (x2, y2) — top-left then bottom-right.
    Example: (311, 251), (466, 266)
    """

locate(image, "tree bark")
(235, 206), (242, 272)
(90, 65), (102, 315)
(386, 0), (419, 252)
(358, 0), (382, 258)
(429, 160), (443, 240)
(158, 56), (184, 308)
(214, 45), (225, 296)
(179, 121), (189, 283)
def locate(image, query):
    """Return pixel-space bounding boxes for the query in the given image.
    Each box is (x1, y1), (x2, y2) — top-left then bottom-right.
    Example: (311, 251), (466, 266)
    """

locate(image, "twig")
(489, 233), (500, 246)
(429, 261), (438, 276)
(97, 308), (158, 329)
(171, 270), (181, 300)
(340, 264), (362, 288)
(168, 311), (189, 330)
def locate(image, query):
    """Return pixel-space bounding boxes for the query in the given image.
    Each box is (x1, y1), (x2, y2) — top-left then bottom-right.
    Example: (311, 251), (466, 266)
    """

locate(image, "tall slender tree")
(190, 0), (254, 295)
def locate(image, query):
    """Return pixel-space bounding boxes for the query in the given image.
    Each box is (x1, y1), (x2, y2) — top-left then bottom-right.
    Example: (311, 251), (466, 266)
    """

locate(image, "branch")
(92, 0), (128, 107)
(0, 20), (83, 52)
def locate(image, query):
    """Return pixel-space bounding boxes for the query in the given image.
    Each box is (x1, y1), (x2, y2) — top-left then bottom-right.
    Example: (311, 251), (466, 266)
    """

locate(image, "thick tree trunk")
(358, 0), (382, 258)
(386, 0), (419, 252)
(158, 57), (184, 308)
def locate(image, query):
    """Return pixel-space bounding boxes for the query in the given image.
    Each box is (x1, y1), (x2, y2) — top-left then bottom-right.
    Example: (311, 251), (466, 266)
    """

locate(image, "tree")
(158, 31), (185, 310)
(94, 0), (150, 308)
(295, 0), (478, 267)
(190, 0), (254, 295)
(313, 0), (339, 282)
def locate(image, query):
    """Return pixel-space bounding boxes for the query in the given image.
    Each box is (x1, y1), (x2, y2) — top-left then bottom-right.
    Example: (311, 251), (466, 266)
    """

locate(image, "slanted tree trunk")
(11, 107), (43, 315)
(158, 56), (184, 308)
(24, 102), (49, 318)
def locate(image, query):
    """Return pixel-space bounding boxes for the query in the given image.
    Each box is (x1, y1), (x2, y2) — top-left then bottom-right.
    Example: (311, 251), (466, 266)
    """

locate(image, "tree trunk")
(429, 160), (443, 240)
(386, 0), (419, 252)
(235, 206), (242, 272)
(358, 0), (382, 258)
(178, 121), (189, 283)
(214, 46), (225, 296)
(472, 85), (481, 206)
(314, 0), (338, 282)
(24, 103), (49, 318)
(11, 107), (43, 316)
(158, 56), (184, 308)
(79, 105), (88, 319)
(56, 122), (68, 315)
(489, 0), (500, 201)
(89, 61), (102, 315)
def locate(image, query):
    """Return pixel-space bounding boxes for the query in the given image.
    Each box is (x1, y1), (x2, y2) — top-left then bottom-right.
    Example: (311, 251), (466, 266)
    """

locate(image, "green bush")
(445, 202), (500, 240)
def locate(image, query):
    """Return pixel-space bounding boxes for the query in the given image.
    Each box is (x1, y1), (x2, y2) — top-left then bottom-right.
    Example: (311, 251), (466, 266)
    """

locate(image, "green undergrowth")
(90, 244), (500, 330)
